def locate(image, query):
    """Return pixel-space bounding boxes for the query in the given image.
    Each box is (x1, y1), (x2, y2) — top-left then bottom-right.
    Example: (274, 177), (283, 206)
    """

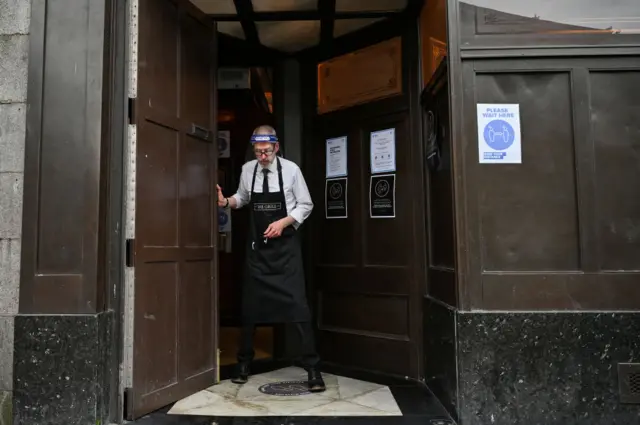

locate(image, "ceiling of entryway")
(190, 0), (420, 53)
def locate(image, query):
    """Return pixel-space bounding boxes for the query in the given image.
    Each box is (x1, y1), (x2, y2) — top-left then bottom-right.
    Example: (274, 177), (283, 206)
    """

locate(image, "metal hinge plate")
(125, 238), (135, 267)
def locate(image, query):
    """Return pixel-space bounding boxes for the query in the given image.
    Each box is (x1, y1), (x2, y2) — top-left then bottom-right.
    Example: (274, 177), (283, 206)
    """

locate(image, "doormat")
(258, 380), (311, 396)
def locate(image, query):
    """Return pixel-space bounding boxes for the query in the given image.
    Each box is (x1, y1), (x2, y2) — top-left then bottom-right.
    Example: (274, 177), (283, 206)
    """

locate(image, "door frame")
(104, 0), (427, 420)
(102, 0), (129, 421)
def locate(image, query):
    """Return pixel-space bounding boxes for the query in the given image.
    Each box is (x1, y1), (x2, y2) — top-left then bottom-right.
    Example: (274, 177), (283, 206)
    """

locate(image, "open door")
(128, 0), (218, 419)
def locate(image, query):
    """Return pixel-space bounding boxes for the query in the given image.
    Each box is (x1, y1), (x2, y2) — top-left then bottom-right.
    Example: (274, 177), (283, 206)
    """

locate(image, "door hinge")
(217, 349), (221, 383)
(123, 387), (133, 420)
(127, 97), (137, 124)
(125, 238), (135, 267)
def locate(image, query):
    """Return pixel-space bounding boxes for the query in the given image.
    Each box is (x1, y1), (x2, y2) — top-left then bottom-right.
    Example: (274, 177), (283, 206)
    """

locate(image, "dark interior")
(208, 0), (442, 383)
(216, 80), (277, 370)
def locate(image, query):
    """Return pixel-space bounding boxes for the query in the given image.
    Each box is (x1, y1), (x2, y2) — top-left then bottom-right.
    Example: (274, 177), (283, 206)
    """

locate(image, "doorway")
(216, 71), (278, 373)
(119, 0), (451, 422)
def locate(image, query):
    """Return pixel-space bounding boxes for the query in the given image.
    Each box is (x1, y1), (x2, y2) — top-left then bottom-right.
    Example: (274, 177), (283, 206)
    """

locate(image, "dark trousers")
(237, 321), (320, 369)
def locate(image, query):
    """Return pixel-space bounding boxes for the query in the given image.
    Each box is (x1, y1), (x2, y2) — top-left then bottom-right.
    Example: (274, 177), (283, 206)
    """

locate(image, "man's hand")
(264, 216), (296, 238)
(216, 184), (227, 207)
(264, 219), (286, 239)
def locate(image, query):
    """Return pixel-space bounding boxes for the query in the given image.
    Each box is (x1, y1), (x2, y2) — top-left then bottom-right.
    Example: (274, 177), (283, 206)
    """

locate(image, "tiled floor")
(169, 367), (401, 416)
(129, 367), (455, 425)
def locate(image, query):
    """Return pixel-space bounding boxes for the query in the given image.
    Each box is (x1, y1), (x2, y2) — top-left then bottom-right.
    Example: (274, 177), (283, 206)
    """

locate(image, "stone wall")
(424, 295), (640, 425)
(0, 0), (30, 424)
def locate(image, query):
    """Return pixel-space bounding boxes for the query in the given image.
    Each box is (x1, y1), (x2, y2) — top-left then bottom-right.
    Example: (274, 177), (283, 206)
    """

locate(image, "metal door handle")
(188, 124), (212, 142)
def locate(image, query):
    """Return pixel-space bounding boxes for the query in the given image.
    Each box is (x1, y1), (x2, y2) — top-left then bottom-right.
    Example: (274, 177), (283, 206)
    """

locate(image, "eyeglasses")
(254, 148), (274, 157)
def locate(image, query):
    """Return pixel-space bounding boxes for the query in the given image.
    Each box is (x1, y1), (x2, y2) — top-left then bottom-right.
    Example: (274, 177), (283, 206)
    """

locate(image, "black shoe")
(308, 369), (326, 393)
(231, 362), (250, 385)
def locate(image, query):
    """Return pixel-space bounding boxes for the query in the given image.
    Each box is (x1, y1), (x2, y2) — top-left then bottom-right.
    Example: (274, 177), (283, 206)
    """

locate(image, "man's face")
(254, 141), (279, 166)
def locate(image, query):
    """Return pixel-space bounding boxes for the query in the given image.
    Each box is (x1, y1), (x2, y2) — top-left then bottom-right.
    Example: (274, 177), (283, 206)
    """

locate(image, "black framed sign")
(325, 177), (348, 219)
(369, 174), (395, 219)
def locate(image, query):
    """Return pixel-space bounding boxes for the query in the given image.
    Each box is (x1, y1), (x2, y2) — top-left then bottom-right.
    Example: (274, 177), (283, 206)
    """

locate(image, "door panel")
(309, 111), (421, 378)
(130, 0), (217, 418)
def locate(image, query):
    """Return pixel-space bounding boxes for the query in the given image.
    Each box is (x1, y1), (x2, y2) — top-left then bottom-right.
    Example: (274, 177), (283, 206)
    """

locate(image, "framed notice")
(325, 178), (348, 219)
(369, 174), (395, 219)
(326, 136), (348, 178)
(370, 128), (396, 174)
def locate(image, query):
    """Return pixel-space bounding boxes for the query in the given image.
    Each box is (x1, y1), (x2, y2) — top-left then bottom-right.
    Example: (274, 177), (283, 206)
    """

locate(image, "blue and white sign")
(477, 104), (522, 164)
(218, 206), (231, 233)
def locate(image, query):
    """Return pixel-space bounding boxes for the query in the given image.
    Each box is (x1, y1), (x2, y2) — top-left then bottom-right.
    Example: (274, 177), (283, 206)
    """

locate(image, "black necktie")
(262, 168), (269, 194)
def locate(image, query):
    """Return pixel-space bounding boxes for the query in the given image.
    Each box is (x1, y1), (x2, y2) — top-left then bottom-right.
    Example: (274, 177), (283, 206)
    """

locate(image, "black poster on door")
(369, 174), (395, 219)
(325, 178), (348, 219)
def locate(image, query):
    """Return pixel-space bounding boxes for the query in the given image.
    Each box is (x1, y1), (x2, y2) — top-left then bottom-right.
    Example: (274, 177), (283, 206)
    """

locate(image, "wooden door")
(305, 33), (425, 379)
(128, 0), (218, 418)
(309, 111), (421, 378)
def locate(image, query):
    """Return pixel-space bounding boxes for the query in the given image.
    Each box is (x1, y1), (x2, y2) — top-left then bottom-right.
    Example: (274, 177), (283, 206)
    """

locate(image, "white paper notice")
(326, 136), (348, 178)
(477, 104), (522, 164)
(370, 128), (396, 174)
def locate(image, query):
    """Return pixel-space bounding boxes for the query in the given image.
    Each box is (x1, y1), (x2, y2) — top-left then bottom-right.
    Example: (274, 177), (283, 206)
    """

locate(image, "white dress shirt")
(231, 157), (314, 229)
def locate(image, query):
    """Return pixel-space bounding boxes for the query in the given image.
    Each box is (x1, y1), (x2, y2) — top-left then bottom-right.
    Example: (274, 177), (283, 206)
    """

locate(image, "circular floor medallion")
(258, 380), (310, 396)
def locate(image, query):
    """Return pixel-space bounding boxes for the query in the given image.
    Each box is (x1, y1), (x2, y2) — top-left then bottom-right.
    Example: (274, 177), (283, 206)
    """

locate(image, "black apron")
(242, 158), (311, 324)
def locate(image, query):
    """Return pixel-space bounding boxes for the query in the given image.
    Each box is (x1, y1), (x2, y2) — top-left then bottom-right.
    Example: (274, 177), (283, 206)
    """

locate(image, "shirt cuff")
(289, 210), (304, 225)
(230, 194), (245, 209)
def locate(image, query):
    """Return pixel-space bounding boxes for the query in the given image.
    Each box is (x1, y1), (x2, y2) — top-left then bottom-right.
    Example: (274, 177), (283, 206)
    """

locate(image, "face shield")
(251, 134), (279, 163)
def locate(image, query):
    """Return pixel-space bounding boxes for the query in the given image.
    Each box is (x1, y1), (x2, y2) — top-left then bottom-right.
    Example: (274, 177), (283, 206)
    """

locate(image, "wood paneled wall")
(20, 0), (109, 314)
(458, 59), (640, 310)
(445, 0), (640, 312)
(317, 37), (402, 114)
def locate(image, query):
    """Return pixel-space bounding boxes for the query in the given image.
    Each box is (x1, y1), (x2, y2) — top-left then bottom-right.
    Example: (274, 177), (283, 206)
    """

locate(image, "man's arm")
(264, 166), (313, 238)
(228, 165), (250, 209)
(288, 167), (314, 225)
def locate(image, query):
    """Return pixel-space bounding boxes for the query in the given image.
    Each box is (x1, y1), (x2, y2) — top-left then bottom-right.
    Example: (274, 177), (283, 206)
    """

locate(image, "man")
(216, 125), (325, 392)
